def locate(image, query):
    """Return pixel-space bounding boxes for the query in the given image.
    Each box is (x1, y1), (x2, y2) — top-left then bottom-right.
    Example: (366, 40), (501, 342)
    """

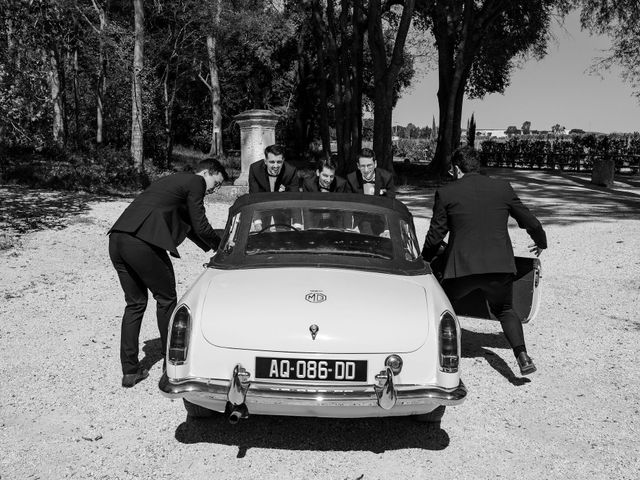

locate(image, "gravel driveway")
(1, 169), (639, 479)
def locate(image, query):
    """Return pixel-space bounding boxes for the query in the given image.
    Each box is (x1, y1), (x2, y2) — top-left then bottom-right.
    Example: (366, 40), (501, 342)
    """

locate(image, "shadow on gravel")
(0, 185), (130, 234)
(399, 169), (640, 227)
(174, 415), (450, 453)
(461, 328), (531, 386)
(141, 338), (164, 371)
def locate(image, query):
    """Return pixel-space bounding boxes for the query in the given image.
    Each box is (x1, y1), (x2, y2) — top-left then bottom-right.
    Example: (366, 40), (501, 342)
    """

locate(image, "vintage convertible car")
(159, 192), (467, 423)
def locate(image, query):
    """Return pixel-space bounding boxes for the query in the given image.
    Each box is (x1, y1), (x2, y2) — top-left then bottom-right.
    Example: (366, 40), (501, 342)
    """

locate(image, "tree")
(521, 120), (531, 135)
(580, 1), (640, 100)
(466, 113), (476, 147)
(367, 0), (416, 171)
(551, 123), (566, 135)
(130, 0), (144, 169)
(504, 125), (520, 137)
(201, 0), (223, 156)
(415, 0), (570, 175)
(310, 0), (367, 174)
(76, 0), (110, 145)
(430, 115), (437, 142)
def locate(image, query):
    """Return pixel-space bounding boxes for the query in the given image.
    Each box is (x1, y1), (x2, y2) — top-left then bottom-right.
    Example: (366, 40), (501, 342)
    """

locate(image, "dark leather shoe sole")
(519, 363), (537, 375)
(122, 368), (149, 388)
(517, 352), (537, 376)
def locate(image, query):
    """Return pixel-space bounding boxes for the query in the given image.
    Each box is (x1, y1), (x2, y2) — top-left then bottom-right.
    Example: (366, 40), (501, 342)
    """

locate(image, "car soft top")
(227, 192), (413, 218)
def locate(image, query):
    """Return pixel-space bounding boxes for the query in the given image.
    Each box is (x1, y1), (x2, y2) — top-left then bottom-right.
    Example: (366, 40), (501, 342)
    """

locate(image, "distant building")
(476, 128), (508, 139)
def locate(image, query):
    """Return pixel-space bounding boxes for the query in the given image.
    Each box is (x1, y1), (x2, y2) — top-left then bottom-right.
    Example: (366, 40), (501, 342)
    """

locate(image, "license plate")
(255, 357), (367, 381)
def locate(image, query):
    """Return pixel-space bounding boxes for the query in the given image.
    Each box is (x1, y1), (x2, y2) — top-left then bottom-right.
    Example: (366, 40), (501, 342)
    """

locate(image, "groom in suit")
(108, 158), (227, 387)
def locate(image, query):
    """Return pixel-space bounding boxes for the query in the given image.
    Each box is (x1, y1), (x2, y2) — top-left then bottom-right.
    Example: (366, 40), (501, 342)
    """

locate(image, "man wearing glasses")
(346, 148), (395, 198)
(108, 158), (228, 388)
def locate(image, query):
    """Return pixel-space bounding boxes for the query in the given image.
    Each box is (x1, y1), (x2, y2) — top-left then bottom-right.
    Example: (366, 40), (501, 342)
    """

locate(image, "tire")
(412, 405), (446, 424)
(183, 399), (216, 418)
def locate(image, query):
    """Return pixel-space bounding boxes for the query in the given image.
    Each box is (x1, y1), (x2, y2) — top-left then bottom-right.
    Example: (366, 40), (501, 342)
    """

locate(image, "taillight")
(439, 311), (459, 373)
(168, 305), (190, 364)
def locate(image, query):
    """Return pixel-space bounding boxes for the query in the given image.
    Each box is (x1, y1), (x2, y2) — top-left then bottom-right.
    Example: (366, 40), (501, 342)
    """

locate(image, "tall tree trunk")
(206, 0), (223, 157)
(347, 0), (365, 174)
(312, 0), (365, 176)
(130, 0), (144, 170)
(95, 0), (108, 145)
(73, 46), (80, 146)
(367, 0), (415, 173)
(47, 48), (65, 146)
(425, 0), (496, 176)
(162, 63), (178, 168)
(311, 0), (331, 155)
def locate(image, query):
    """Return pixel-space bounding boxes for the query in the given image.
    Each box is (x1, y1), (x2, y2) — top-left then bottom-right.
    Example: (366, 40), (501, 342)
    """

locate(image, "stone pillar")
(233, 109), (280, 186)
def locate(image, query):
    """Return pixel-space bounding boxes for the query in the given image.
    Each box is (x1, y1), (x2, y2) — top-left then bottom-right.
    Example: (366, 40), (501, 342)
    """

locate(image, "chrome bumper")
(159, 371), (467, 418)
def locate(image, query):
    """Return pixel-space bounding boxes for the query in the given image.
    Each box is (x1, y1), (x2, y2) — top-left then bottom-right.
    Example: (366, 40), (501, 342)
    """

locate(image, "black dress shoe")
(122, 368), (149, 388)
(517, 352), (537, 376)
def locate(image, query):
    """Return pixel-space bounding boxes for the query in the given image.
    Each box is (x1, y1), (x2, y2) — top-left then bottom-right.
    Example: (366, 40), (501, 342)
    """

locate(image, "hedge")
(479, 133), (640, 173)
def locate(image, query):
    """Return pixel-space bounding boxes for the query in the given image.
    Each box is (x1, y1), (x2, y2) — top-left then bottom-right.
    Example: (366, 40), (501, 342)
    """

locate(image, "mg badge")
(305, 291), (326, 303)
(309, 324), (319, 340)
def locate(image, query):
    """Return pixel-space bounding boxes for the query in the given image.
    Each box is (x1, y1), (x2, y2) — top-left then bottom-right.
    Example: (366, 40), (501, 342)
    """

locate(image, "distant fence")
(479, 134), (640, 174)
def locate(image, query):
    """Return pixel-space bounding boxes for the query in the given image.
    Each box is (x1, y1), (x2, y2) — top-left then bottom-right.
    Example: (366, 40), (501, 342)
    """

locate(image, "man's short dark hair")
(358, 148), (375, 162)
(265, 144), (284, 158)
(317, 155), (337, 173)
(451, 146), (480, 173)
(196, 157), (229, 181)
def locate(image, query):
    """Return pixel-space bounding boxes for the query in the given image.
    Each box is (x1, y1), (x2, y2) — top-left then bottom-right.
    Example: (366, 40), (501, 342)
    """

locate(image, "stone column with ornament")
(233, 109), (280, 187)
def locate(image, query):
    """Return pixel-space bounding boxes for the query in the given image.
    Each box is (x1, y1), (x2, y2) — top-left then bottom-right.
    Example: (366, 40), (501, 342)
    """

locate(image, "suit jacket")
(346, 168), (396, 198)
(422, 173), (547, 279)
(108, 172), (220, 258)
(421, 172), (547, 279)
(302, 175), (348, 193)
(248, 160), (299, 193)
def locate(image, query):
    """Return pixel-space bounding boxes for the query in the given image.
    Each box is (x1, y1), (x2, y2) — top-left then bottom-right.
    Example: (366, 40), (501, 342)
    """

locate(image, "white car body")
(160, 193), (467, 420)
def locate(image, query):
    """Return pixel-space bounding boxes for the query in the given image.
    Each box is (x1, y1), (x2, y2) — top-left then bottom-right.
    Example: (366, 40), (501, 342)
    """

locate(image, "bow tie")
(363, 180), (375, 185)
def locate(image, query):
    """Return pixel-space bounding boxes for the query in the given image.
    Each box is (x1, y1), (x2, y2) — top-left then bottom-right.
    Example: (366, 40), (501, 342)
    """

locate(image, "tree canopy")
(580, 0), (640, 101)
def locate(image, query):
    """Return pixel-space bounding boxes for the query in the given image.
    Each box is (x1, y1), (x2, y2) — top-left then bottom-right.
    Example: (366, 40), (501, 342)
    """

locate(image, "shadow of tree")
(398, 168), (640, 226)
(174, 413), (450, 453)
(461, 327), (530, 386)
(0, 184), (131, 234)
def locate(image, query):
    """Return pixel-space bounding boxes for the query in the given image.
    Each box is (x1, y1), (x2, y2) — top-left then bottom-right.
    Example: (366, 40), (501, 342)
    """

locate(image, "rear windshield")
(246, 206), (393, 259)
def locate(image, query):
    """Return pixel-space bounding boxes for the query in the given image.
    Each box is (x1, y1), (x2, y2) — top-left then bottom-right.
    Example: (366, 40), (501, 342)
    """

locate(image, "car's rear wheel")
(183, 399), (216, 418)
(412, 405), (446, 424)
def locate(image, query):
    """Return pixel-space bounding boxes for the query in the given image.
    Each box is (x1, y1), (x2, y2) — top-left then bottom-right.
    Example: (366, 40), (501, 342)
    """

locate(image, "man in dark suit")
(302, 156), (347, 193)
(346, 148), (395, 199)
(249, 144), (300, 230)
(302, 156), (348, 229)
(421, 146), (547, 376)
(346, 148), (395, 235)
(248, 144), (299, 193)
(108, 158), (227, 387)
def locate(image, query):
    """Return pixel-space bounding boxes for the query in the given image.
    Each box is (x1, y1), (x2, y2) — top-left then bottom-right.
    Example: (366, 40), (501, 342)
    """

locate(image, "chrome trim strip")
(159, 374), (467, 407)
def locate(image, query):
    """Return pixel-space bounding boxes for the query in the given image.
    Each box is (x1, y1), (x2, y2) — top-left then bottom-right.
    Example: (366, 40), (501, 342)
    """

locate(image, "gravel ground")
(1, 169), (639, 480)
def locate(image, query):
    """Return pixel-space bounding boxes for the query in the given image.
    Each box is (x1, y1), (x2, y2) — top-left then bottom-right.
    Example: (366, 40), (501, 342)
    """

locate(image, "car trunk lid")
(199, 268), (428, 354)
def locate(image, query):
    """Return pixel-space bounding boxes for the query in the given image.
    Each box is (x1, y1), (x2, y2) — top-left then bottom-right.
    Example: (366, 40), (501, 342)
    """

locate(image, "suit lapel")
(258, 164), (272, 191)
(374, 168), (382, 195)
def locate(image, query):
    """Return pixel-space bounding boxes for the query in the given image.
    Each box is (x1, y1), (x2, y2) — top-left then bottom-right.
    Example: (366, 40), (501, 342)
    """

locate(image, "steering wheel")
(257, 223), (301, 233)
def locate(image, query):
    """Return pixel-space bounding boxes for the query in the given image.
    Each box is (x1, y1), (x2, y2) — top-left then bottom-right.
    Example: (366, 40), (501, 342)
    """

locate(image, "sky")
(393, 11), (639, 134)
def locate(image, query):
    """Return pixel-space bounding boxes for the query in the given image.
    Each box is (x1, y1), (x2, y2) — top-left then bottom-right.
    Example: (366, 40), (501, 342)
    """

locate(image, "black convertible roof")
(228, 192), (413, 216)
